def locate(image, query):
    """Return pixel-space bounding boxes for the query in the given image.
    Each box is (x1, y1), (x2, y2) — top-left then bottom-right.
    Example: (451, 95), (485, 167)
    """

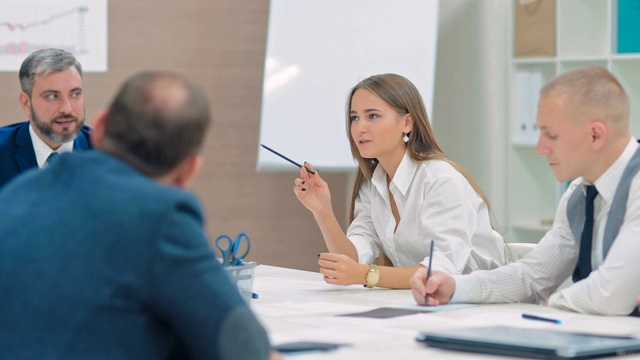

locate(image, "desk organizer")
(223, 262), (259, 302)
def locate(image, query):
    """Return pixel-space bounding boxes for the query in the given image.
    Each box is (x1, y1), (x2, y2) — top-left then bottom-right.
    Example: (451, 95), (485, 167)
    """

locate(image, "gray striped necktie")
(45, 152), (59, 168)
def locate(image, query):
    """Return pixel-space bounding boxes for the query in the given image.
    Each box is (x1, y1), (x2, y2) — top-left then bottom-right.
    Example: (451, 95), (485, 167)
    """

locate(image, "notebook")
(416, 326), (640, 359)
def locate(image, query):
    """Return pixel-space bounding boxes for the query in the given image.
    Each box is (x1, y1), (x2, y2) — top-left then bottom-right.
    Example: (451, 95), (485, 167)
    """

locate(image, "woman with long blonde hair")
(294, 73), (504, 289)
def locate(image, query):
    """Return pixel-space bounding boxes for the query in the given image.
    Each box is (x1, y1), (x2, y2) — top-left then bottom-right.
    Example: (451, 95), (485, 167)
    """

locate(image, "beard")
(31, 103), (85, 144)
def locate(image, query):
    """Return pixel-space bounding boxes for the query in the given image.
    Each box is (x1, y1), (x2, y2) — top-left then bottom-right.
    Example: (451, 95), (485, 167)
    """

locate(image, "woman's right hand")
(293, 162), (332, 215)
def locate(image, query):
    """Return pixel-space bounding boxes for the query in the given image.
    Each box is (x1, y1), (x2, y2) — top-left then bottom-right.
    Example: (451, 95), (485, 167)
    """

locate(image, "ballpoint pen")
(260, 144), (316, 174)
(424, 240), (434, 305)
(522, 313), (562, 324)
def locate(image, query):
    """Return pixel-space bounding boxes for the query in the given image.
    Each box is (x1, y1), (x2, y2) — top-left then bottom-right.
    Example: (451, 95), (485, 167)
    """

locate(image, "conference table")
(249, 264), (640, 359)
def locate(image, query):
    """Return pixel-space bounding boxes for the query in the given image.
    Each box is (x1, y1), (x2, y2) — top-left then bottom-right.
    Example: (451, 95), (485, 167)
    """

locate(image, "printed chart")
(0, 0), (107, 72)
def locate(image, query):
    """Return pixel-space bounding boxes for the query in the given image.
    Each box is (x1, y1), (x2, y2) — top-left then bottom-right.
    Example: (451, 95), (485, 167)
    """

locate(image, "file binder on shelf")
(512, 68), (546, 146)
(617, 0), (640, 54)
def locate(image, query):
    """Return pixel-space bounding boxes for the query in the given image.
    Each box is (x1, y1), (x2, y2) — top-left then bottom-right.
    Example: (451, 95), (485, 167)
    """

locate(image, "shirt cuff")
(548, 290), (580, 313)
(449, 274), (482, 303)
(349, 236), (376, 264)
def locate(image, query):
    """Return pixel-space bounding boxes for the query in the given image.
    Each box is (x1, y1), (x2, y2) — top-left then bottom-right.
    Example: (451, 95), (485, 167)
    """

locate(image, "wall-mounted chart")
(0, 0), (107, 72)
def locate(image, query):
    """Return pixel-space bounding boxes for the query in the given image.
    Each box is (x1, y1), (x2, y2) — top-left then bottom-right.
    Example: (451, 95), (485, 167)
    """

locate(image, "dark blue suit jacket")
(0, 150), (270, 359)
(0, 121), (92, 189)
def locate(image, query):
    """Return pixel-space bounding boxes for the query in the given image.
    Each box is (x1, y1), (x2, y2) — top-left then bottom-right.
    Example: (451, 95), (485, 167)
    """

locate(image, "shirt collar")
(371, 151), (418, 196)
(588, 137), (639, 202)
(29, 123), (75, 168)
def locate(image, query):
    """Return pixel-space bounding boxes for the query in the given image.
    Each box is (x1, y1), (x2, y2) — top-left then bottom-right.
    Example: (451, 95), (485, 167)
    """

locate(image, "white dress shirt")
(347, 152), (505, 275)
(452, 137), (640, 315)
(29, 124), (74, 169)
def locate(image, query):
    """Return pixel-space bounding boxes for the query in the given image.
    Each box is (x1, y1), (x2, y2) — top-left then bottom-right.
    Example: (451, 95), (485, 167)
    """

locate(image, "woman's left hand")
(318, 253), (369, 286)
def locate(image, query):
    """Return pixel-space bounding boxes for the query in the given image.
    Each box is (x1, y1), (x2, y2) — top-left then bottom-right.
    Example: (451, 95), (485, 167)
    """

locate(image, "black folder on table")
(416, 326), (640, 359)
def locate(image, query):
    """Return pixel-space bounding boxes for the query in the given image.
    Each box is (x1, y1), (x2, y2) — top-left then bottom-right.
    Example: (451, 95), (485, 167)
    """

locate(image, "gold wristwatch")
(364, 264), (380, 288)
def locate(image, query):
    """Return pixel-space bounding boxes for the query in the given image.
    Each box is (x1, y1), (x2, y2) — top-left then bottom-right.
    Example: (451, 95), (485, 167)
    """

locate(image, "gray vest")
(567, 145), (640, 261)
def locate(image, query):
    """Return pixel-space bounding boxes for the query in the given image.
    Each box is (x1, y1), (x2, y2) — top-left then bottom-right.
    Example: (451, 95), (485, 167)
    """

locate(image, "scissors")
(215, 232), (251, 266)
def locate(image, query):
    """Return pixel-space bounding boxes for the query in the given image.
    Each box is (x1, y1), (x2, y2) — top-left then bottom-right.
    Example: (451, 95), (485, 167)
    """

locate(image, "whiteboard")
(257, 0), (439, 172)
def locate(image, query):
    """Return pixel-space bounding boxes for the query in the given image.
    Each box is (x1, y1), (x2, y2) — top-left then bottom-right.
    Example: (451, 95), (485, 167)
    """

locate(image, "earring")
(403, 133), (409, 143)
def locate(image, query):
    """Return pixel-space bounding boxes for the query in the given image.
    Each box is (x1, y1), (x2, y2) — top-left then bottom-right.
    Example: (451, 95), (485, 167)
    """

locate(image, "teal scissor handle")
(215, 233), (251, 266)
(215, 235), (234, 266)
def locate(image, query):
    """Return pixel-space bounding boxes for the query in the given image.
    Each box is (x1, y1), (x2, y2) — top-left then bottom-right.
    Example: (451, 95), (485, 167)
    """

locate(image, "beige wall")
(431, 0), (508, 233)
(0, 0), (511, 271)
(0, 0), (347, 271)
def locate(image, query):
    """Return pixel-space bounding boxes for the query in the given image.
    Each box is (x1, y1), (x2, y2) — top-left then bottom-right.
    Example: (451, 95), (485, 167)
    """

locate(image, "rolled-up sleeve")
(347, 183), (383, 264)
(416, 171), (477, 274)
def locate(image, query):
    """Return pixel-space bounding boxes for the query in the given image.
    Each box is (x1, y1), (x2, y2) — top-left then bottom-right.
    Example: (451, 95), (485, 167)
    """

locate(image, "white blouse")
(347, 152), (505, 274)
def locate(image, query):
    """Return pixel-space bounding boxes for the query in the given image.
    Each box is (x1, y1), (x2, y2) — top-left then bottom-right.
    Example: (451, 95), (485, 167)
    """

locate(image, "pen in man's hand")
(522, 313), (561, 324)
(424, 240), (434, 305)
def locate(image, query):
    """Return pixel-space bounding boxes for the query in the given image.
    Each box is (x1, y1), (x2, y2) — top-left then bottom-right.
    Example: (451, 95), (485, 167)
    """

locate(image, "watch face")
(371, 272), (380, 283)
(367, 269), (380, 286)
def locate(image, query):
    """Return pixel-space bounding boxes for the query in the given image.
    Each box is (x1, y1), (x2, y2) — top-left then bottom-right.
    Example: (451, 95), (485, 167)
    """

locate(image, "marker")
(252, 292), (259, 299)
(260, 144), (315, 174)
(424, 240), (434, 305)
(522, 313), (561, 324)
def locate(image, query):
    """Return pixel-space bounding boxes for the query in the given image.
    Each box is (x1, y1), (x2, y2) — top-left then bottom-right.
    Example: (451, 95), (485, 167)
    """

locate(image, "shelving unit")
(507, 0), (640, 243)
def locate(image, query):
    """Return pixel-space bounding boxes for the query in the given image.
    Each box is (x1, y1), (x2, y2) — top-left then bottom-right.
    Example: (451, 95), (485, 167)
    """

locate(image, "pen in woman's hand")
(260, 144), (315, 174)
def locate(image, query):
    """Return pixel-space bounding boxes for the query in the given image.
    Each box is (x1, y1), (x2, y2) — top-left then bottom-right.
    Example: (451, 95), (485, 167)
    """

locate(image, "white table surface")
(249, 264), (640, 359)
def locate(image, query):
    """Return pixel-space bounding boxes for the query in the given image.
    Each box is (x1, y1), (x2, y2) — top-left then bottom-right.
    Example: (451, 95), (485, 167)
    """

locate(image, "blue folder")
(618, 0), (640, 53)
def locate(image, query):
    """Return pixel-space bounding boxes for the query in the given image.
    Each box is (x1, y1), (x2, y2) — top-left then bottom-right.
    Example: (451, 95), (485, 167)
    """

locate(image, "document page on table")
(339, 304), (476, 318)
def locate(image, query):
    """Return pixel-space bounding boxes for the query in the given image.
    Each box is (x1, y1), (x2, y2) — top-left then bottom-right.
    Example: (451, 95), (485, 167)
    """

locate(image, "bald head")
(540, 66), (629, 138)
(100, 72), (211, 177)
(145, 76), (190, 113)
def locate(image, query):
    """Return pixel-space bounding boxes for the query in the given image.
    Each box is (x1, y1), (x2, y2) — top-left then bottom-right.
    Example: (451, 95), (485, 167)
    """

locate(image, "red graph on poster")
(0, 7), (88, 56)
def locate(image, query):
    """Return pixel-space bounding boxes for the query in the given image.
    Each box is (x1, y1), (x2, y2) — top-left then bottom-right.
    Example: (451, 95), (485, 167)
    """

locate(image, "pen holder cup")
(223, 262), (259, 302)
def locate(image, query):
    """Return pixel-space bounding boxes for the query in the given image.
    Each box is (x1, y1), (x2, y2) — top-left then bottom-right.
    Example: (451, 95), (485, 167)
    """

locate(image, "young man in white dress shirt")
(410, 66), (640, 315)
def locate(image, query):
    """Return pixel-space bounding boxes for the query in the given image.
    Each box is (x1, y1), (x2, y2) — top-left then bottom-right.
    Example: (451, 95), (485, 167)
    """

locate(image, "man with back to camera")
(410, 66), (640, 316)
(0, 71), (275, 359)
(0, 48), (91, 189)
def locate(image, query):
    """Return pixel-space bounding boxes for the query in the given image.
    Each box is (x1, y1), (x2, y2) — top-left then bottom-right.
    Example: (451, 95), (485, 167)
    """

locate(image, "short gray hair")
(19, 48), (83, 96)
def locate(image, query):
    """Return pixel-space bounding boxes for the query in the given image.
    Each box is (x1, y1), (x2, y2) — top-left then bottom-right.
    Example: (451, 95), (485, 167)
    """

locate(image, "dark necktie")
(573, 185), (598, 283)
(45, 152), (59, 168)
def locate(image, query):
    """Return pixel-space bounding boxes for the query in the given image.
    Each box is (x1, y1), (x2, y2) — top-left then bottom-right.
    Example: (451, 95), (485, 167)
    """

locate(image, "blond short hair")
(540, 66), (629, 135)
